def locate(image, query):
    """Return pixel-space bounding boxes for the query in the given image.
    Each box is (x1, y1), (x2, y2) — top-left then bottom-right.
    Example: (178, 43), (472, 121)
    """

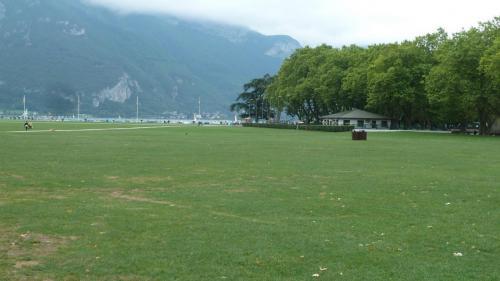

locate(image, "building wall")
(322, 119), (391, 129)
(492, 118), (500, 134)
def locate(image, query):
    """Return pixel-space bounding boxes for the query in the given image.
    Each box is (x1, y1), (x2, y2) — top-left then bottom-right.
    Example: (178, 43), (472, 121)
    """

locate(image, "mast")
(77, 95), (80, 121)
(136, 95), (139, 123)
(23, 95), (27, 119)
(198, 96), (201, 117)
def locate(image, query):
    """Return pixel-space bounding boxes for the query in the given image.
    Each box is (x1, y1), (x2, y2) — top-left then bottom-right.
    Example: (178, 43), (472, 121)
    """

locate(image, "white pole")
(198, 96), (201, 116)
(136, 95), (139, 123)
(23, 95), (27, 119)
(77, 95), (80, 121)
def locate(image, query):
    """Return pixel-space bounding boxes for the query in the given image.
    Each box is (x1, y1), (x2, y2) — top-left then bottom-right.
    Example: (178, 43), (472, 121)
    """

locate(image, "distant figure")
(24, 121), (32, 131)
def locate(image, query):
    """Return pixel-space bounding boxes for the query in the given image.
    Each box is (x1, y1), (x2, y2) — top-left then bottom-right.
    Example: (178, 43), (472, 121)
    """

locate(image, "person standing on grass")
(24, 121), (29, 131)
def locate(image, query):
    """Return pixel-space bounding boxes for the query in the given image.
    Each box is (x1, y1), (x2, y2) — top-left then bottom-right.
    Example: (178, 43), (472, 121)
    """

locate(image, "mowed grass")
(0, 121), (499, 281)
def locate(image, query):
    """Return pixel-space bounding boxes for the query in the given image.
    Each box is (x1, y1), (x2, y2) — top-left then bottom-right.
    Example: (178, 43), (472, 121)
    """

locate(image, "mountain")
(0, 0), (300, 117)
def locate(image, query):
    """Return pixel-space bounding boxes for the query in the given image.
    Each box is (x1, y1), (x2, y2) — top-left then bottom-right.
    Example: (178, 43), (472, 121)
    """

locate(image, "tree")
(339, 45), (375, 110)
(230, 74), (275, 122)
(268, 46), (334, 124)
(258, 17), (499, 131)
(481, 37), (500, 84)
(426, 18), (500, 134)
(367, 42), (432, 128)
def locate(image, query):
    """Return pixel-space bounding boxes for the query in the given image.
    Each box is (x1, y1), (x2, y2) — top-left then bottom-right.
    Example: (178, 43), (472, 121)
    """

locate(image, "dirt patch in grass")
(108, 190), (276, 225)
(106, 176), (173, 185)
(128, 176), (172, 184)
(10, 174), (25, 180)
(46, 195), (67, 200)
(103, 275), (152, 281)
(210, 211), (275, 224)
(224, 188), (256, 193)
(4, 189), (71, 203)
(14, 260), (40, 269)
(8, 231), (77, 259)
(110, 191), (188, 208)
(1, 225), (77, 279)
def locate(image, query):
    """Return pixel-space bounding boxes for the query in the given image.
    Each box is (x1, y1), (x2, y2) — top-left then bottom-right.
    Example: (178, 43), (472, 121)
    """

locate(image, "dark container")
(352, 130), (367, 141)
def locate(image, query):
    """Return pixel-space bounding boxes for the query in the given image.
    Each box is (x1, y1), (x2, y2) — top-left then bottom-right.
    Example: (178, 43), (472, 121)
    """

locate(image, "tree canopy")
(230, 74), (275, 122)
(251, 17), (500, 134)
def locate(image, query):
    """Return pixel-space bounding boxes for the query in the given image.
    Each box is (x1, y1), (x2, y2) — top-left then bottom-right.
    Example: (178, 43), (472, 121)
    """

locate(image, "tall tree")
(340, 45), (378, 110)
(481, 37), (500, 84)
(257, 17), (499, 131)
(230, 74), (275, 122)
(367, 42), (432, 128)
(268, 46), (333, 124)
(426, 17), (500, 134)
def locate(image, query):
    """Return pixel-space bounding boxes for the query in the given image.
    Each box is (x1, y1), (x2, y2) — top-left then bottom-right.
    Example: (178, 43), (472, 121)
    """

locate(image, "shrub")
(241, 123), (354, 132)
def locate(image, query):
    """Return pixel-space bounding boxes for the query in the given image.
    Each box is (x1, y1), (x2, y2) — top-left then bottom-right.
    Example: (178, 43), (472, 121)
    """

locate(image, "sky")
(87, 0), (500, 46)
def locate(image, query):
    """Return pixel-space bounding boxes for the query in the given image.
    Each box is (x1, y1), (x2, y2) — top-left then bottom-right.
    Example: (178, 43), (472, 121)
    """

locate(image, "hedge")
(242, 123), (354, 132)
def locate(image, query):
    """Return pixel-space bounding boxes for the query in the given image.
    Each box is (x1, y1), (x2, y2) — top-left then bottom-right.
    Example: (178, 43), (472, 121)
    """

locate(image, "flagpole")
(136, 95), (139, 123)
(77, 95), (80, 121)
(23, 95), (27, 120)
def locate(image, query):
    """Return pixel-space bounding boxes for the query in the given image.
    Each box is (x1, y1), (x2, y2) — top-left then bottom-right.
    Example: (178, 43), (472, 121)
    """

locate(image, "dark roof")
(320, 109), (391, 120)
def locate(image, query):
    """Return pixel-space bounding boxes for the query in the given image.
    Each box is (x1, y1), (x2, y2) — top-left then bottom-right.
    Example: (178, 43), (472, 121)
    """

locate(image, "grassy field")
(0, 121), (499, 280)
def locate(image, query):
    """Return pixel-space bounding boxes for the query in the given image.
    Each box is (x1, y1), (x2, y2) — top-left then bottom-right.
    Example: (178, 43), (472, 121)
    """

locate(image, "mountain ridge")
(0, 0), (300, 117)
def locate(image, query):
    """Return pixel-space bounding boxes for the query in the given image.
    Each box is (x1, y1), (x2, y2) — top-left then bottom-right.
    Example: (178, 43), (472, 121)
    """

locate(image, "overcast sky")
(87, 0), (500, 46)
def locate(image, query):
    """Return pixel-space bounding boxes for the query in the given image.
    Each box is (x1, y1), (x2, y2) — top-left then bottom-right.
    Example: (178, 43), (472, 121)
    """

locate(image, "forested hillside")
(0, 0), (300, 117)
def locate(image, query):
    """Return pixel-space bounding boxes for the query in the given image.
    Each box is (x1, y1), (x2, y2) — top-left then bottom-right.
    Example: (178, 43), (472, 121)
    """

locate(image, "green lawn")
(0, 122), (499, 280)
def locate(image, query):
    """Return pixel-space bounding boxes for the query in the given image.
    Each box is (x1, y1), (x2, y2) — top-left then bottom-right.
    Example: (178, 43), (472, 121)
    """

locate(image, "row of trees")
(232, 17), (500, 134)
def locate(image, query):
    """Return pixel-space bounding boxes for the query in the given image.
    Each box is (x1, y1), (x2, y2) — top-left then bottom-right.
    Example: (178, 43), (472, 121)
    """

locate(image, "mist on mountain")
(0, 0), (300, 117)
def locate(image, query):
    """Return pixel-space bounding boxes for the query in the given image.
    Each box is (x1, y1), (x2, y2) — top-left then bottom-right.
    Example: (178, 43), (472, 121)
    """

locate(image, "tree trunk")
(479, 115), (495, 135)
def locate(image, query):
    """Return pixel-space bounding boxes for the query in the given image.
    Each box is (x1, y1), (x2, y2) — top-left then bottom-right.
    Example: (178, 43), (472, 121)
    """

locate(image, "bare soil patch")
(14, 260), (40, 269)
(224, 188), (256, 193)
(128, 176), (172, 184)
(110, 191), (187, 208)
(108, 190), (275, 225)
(10, 174), (25, 180)
(1, 225), (77, 279)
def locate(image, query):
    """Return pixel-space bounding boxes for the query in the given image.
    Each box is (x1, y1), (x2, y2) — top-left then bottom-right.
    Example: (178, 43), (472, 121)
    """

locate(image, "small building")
(492, 117), (500, 135)
(321, 108), (392, 129)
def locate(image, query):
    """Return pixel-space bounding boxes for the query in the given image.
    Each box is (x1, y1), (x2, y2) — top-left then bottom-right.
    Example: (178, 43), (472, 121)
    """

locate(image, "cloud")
(86, 0), (500, 46)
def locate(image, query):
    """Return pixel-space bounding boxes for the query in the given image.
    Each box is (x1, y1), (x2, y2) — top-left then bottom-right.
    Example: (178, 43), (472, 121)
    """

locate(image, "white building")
(320, 109), (392, 129)
(492, 117), (500, 135)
